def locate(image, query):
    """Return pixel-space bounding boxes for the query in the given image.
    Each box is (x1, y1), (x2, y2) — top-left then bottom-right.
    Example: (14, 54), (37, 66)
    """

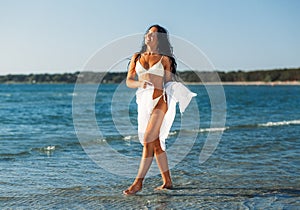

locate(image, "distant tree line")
(0, 68), (299, 84)
(177, 68), (300, 83)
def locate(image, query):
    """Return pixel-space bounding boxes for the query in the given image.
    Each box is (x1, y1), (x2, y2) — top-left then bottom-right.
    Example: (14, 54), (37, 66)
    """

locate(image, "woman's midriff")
(139, 74), (166, 110)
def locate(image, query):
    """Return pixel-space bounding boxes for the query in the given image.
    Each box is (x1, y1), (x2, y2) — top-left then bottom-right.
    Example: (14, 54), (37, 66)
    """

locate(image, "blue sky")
(0, 0), (299, 75)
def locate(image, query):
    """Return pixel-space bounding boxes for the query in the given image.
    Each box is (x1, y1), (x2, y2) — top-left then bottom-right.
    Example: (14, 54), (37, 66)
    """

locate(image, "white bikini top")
(135, 56), (164, 77)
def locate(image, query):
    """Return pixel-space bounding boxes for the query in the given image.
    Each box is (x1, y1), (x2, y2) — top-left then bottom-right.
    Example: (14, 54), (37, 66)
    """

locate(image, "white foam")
(199, 127), (228, 133)
(123, 135), (132, 140)
(123, 135), (138, 141)
(68, 92), (77, 96)
(259, 120), (300, 127)
(44, 145), (55, 151)
(168, 131), (177, 136)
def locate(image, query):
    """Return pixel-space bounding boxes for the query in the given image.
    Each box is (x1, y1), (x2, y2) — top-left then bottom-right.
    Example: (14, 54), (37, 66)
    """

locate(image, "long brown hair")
(136, 24), (177, 74)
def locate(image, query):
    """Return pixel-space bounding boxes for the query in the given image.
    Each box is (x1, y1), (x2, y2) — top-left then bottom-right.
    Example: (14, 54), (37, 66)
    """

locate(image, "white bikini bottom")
(135, 82), (197, 151)
(136, 85), (170, 151)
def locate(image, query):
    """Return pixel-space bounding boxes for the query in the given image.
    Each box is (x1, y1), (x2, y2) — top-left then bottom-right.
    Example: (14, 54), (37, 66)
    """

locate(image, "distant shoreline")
(1, 68), (299, 84)
(186, 81), (300, 86)
(1, 81), (300, 86)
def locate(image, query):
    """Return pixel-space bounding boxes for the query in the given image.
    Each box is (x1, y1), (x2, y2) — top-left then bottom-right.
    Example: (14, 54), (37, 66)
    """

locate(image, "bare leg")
(154, 140), (173, 190)
(123, 95), (172, 194)
(123, 142), (154, 195)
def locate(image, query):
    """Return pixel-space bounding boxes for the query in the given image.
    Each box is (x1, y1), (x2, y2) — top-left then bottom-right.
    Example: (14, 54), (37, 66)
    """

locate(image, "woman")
(124, 24), (196, 195)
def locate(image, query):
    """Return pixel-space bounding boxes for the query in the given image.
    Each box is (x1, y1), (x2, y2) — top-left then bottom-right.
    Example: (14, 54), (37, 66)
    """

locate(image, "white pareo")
(136, 81), (197, 151)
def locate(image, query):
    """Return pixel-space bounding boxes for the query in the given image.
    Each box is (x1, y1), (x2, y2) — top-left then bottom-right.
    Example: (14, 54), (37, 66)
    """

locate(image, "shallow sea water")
(0, 84), (299, 209)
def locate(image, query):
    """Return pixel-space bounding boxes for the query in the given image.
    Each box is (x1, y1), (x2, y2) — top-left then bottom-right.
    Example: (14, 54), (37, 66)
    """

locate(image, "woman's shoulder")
(128, 53), (141, 65)
(132, 52), (141, 59)
(161, 55), (172, 69)
(161, 55), (172, 62)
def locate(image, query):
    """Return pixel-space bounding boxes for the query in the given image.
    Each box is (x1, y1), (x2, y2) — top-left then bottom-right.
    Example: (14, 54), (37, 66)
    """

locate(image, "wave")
(43, 145), (56, 151)
(68, 92), (77, 96)
(0, 151), (31, 159)
(258, 120), (300, 127)
(169, 131), (177, 136)
(196, 119), (300, 133)
(30, 145), (59, 153)
(120, 119), (300, 138)
(0, 145), (60, 159)
(123, 135), (137, 141)
(199, 127), (229, 133)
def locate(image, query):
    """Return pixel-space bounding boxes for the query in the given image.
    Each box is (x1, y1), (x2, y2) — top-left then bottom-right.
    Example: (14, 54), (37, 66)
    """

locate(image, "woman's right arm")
(126, 53), (142, 89)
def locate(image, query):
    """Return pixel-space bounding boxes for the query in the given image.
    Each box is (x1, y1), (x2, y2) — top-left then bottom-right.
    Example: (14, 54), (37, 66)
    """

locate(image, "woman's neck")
(146, 46), (158, 54)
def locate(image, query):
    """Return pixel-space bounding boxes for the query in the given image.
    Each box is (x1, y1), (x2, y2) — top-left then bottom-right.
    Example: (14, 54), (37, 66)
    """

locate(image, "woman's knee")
(142, 139), (164, 158)
(153, 140), (164, 155)
(143, 132), (158, 144)
(143, 142), (154, 157)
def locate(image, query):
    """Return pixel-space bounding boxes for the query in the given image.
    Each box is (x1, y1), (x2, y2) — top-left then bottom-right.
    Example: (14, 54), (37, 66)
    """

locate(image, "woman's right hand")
(140, 80), (153, 89)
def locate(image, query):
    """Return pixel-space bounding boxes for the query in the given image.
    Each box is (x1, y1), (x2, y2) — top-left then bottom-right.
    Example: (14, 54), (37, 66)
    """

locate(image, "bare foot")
(123, 182), (142, 195)
(155, 183), (173, 191)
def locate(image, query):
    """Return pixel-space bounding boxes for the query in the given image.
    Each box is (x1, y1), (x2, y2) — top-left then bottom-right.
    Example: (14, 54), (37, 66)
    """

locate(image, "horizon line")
(0, 66), (300, 76)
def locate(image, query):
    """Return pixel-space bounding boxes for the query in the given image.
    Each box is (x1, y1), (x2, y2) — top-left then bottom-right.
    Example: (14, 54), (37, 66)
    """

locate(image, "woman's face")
(144, 27), (158, 48)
